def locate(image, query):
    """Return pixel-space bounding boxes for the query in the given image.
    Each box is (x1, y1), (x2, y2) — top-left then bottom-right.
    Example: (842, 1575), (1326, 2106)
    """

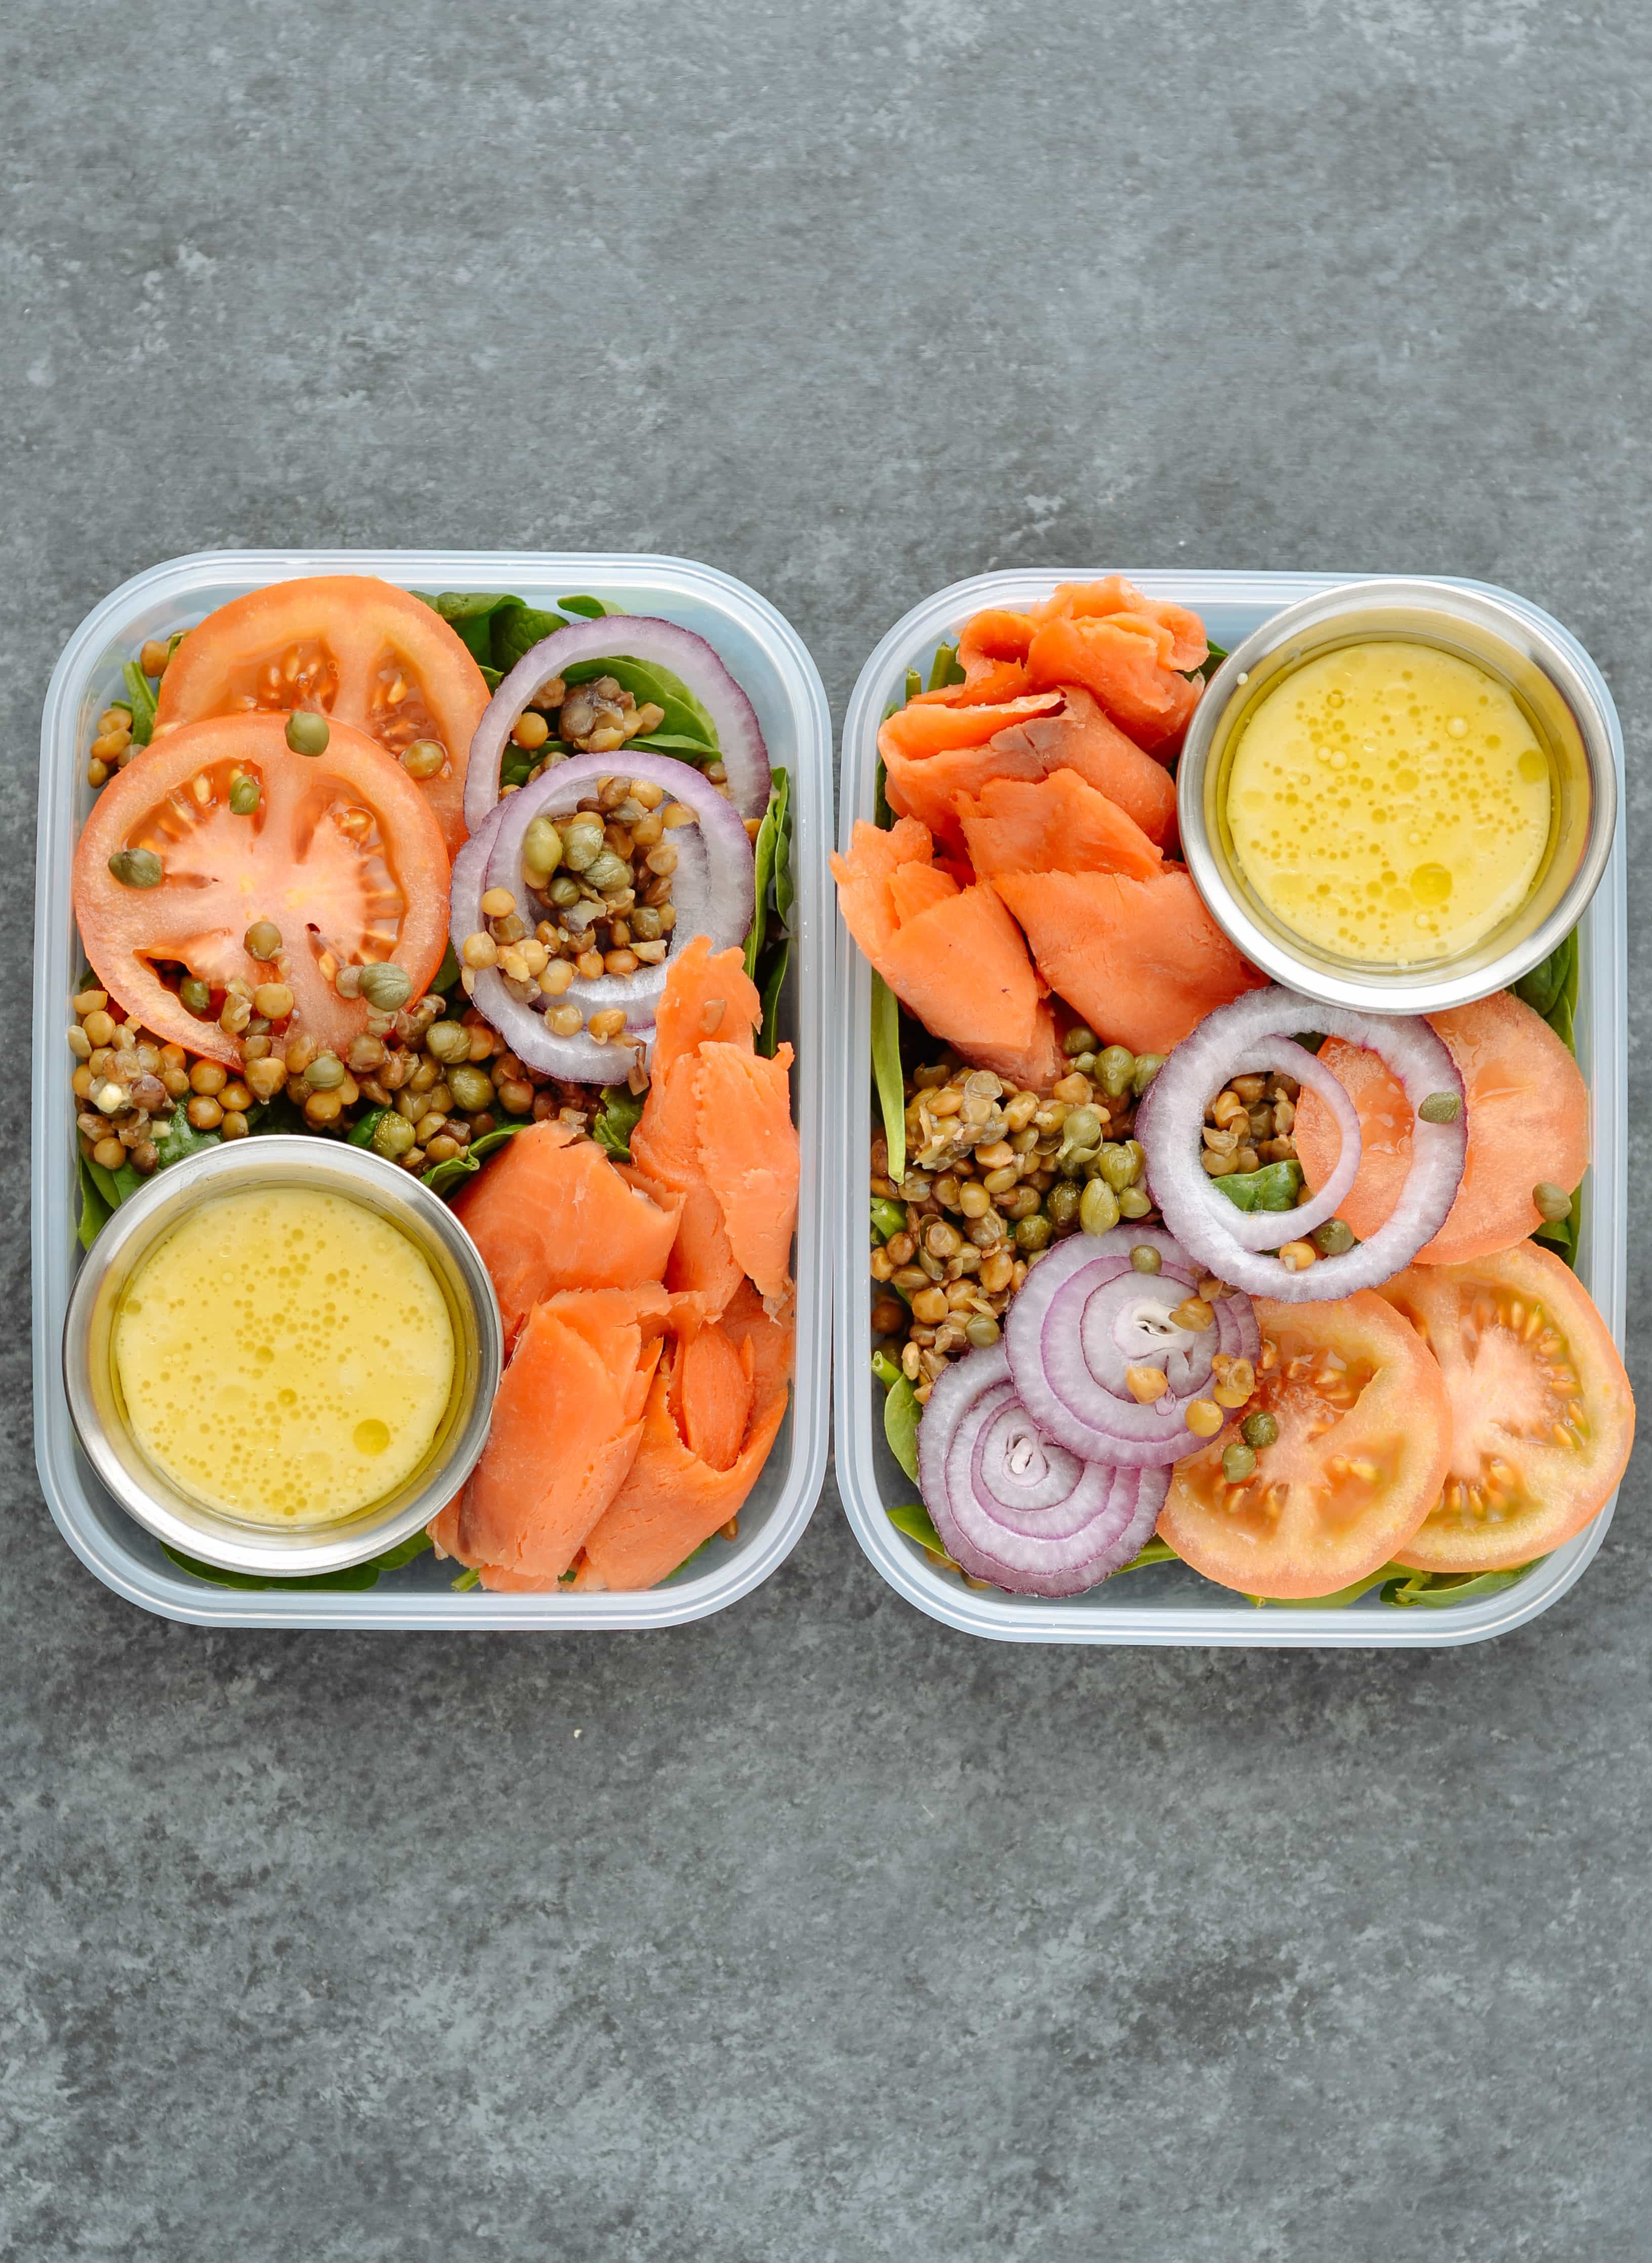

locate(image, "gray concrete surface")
(3, 2), (1649, 2256)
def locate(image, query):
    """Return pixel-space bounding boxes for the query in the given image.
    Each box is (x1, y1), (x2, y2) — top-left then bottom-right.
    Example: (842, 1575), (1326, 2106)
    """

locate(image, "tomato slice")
(1379, 1242), (1633, 1573)
(1295, 991), (1589, 1265)
(1159, 1290), (1452, 1598)
(74, 712), (450, 1067)
(153, 577), (488, 853)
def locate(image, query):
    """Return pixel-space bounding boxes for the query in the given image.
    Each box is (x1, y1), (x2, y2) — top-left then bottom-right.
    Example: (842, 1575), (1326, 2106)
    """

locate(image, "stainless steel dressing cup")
(63, 1135), (502, 1576)
(1176, 578), (1617, 1015)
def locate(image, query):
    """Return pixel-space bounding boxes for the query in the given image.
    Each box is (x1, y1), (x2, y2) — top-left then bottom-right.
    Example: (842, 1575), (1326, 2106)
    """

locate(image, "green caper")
(108, 847), (162, 888)
(244, 920), (282, 960)
(523, 816), (563, 879)
(1061, 1106), (1103, 1151)
(358, 962), (412, 1012)
(1242, 1411), (1279, 1449)
(180, 976), (213, 1016)
(1045, 1181), (1082, 1229)
(1014, 1213), (1053, 1252)
(1534, 1181), (1573, 1222)
(1418, 1090), (1463, 1125)
(1130, 1243), (1162, 1274)
(372, 1111), (418, 1159)
(448, 1063), (496, 1112)
(285, 710), (331, 757)
(965, 1314), (1002, 1349)
(401, 738), (446, 780)
(549, 875), (583, 907)
(426, 1020), (471, 1064)
(1094, 1142), (1138, 1193)
(1118, 1186), (1153, 1220)
(229, 773), (261, 816)
(1132, 1053), (1165, 1097)
(1071, 1053), (1097, 1077)
(1063, 1024), (1099, 1058)
(1312, 1217), (1356, 1256)
(1097, 1045), (1136, 1097)
(1222, 1441), (1257, 1483)
(585, 849), (632, 894)
(306, 1052), (345, 1091)
(1058, 1143), (1100, 1180)
(560, 815), (605, 871)
(1080, 1179), (1120, 1236)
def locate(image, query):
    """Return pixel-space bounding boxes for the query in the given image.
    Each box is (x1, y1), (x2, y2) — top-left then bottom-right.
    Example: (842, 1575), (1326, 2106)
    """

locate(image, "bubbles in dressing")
(112, 1187), (454, 1525)
(1224, 640), (1552, 965)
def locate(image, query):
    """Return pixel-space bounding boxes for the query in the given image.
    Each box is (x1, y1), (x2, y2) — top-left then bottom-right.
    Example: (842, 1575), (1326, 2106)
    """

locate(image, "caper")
(560, 815), (605, 871)
(1063, 1024), (1099, 1058)
(1094, 1142), (1138, 1193)
(1097, 1045), (1136, 1097)
(306, 1052), (345, 1091)
(180, 976), (213, 1016)
(426, 1020), (471, 1064)
(1129, 1243), (1162, 1274)
(285, 710), (331, 756)
(372, 1111), (418, 1159)
(1014, 1212), (1053, 1252)
(585, 849), (632, 894)
(401, 738), (446, 780)
(1418, 1089), (1463, 1125)
(964, 1314), (1002, 1349)
(1080, 1179), (1120, 1236)
(1045, 1181), (1082, 1228)
(549, 875), (584, 907)
(244, 920), (282, 960)
(1118, 1186), (1153, 1219)
(1312, 1217), (1356, 1256)
(358, 962), (412, 1012)
(229, 773), (261, 816)
(1071, 1052), (1097, 1077)
(1242, 1410), (1279, 1449)
(523, 816), (563, 879)
(1534, 1181), (1573, 1222)
(1061, 1106), (1103, 1151)
(1222, 1441), (1257, 1483)
(107, 847), (162, 888)
(448, 1063), (496, 1112)
(1132, 1053), (1165, 1096)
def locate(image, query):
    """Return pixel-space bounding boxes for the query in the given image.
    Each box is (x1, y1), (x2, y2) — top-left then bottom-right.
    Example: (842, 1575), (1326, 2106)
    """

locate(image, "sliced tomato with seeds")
(73, 712), (450, 1069)
(153, 576), (488, 853)
(1159, 1290), (1452, 1599)
(1380, 1241), (1633, 1574)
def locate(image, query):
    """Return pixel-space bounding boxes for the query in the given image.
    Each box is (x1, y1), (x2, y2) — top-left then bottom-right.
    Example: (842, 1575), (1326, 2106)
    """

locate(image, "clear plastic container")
(34, 550), (833, 1629)
(833, 571), (1626, 1647)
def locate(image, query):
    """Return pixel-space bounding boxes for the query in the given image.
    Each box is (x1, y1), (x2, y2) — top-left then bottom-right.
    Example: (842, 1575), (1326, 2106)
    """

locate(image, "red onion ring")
(464, 617), (771, 836)
(1005, 1226), (1259, 1466)
(917, 1344), (1169, 1596)
(1135, 986), (1467, 1301)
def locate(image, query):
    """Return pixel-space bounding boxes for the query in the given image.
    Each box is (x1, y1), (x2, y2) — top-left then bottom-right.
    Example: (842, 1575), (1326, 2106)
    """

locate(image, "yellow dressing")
(113, 1186), (454, 1526)
(1225, 639), (1552, 965)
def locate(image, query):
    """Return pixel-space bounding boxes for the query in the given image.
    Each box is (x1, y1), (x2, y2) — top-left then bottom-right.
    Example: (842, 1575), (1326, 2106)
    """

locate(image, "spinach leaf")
(161, 1530), (434, 1592)
(86, 1151), (144, 1209)
(122, 661), (158, 745)
(882, 1371), (921, 1483)
(874, 754), (895, 832)
(745, 769), (787, 976)
(1107, 1536), (1181, 1578)
(493, 604), (571, 674)
(1534, 1202), (1580, 1269)
(1516, 925), (1580, 1054)
(1213, 1158), (1303, 1213)
(558, 593), (625, 619)
(423, 1122), (523, 1197)
(744, 768), (793, 1053)
(1195, 638), (1229, 683)
(630, 732), (719, 763)
(426, 591), (523, 666)
(480, 664), (502, 691)
(77, 1157), (112, 1250)
(871, 973), (906, 1184)
(593, 1084), (645, 1162)
(759, 941), (790, 1058)
(152, 1113), (221, 1169)
(348, 1106), (391, 1149)
(870, 1195), (907, 1242)
(1382, 1562), (1538, 1608)
(926, 642), (967, 691)
(1254, 1563), (1406, 1609)
(245, 1088), (308, 1138)
(887, 1500), (949, 1555)
(664, 1537), (716, 1582)
(431, 940), (463, 996)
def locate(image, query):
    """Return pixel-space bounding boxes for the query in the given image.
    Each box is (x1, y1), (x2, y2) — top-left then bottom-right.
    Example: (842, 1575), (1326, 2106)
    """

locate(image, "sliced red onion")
(1135, 986), (1467, 1302)
(918, 1344), (1169, 1597)
(464, 617), (771, 835)
(1005, 1226), (1259, 1467)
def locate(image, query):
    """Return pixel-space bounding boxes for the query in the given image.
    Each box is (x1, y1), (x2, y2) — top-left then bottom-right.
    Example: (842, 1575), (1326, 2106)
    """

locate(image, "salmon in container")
(35, 551), (832, 1628)
(833, 571), (1630, 1646)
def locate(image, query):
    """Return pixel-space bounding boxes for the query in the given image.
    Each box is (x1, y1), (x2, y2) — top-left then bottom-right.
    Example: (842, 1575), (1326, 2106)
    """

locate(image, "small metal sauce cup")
(64, 1135), (502, 1577)
(1177, 579), (1617, 1014)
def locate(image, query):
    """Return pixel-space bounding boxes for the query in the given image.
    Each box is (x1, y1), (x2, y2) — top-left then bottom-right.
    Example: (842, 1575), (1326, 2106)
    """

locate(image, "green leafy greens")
(741, 766), (793, 1057)
(161, 1531), (434, 1593)
(593, 1085), (645, 1162)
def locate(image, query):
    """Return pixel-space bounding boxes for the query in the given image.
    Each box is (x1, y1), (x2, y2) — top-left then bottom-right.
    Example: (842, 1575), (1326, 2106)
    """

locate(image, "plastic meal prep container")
(833, 570), (1627, 1648)
(33, 549), (833, 1630)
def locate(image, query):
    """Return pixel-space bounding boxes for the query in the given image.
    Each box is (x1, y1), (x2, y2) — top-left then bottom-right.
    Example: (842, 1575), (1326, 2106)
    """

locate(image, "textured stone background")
(4, 2), (1649, 2257)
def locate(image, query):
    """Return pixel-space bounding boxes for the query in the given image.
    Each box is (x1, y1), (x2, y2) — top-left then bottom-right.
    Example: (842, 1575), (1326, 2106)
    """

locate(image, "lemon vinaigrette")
(112, 1186), (455, 1526)
(1224, 640), (1552, 964)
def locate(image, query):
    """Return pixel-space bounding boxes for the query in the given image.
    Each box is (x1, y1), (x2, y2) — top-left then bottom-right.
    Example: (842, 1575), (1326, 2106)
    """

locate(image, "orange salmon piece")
(955, 606), (1039, 701)
(629, 1050), (746, 1316)
(958, 768), (1165, 884)
(887, 860), (960, 923)
(693, 1042), (800, 1308)
(829, 816), (938, 960)
(1027, 614), (1202, 753)
(453, 1121), (682, 1351)
(878, 882), (1063, 1090)
(982, 683), (1177, 841)
(994, 868), (1267, 1055)
(879, 690), (1063, 763)
(1035, 578), (1208, 673)
(650, 934), (762, 1078)
(671, 1318), (755, 1472)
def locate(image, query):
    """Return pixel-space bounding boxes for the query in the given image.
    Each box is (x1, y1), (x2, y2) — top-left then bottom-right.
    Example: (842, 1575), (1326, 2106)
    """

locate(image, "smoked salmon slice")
(958, 769), (1166, 884)
(650, 933), (761, 1078)
(1026, 612), (1202, 754)
(692, 1042), (800, 1310)
(993, 868), (1268, 1056)
(1036, 577), (1208, 672)
(831, 818), (1062, 1091)
(629, 1051), (747, 1316)
(452, 1121), (682, 1351)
